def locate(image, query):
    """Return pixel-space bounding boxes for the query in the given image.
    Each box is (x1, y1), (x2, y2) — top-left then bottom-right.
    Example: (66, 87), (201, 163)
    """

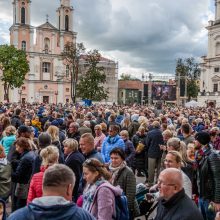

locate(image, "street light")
(54, 91), (58, 105)
(18, 89), (22, 103)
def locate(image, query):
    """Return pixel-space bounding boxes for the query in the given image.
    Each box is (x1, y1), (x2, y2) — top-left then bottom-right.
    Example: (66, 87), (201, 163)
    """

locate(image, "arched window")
(21, 7), (25, 24)
(65, 15), (69, 31)
(216, 42), (220, 55)
(44, 38), (50, 53)
(21, 41), (26, 51)
(66, 65), (70, 77)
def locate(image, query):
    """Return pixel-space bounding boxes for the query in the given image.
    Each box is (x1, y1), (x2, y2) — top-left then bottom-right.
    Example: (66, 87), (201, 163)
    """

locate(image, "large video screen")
(152, 85), (176, 101)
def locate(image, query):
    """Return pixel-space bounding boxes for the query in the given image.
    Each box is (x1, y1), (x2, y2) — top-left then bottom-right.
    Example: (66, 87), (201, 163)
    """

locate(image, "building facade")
(198, 0), (220, 107)
(8, 0), (118, 104)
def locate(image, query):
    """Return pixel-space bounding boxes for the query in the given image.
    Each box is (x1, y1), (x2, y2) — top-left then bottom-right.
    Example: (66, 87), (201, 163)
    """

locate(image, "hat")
(51, 120), (60, 127)
(195, 132), (211, 145)
(17, 125), (32, 134)
(131, 114), (139, 122)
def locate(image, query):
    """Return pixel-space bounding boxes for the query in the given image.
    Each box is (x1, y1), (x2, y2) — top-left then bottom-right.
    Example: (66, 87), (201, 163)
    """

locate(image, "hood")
(115, 115), (124, 124)
(28, 196), (77, 219)
(97, 182), (122, 197)
(107, 134), (121, 144)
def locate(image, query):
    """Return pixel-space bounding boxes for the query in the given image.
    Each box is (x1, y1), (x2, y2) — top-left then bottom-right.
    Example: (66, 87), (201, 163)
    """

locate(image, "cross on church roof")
(46, 14), (49, 22)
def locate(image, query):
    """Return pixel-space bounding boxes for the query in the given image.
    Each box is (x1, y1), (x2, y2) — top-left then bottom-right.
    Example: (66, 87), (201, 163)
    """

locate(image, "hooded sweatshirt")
(8, 196), (95, 220)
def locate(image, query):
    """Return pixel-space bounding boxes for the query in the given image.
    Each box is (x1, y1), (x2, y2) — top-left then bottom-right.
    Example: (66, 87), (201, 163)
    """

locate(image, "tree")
(120, 73), (140, 81)
(77, 49), (109, 101)
(0, 45), (29, 102)
(62, 42), (85, 103)
(175, 57), (200, 101)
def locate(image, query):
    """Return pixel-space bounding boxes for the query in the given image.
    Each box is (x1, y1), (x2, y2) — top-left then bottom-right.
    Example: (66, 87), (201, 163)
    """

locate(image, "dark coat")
(11, 151), (35, 184)
(10, 116), (22, 129)
(112, 166), (140, 217)
(146, 128), (164, 159)
(124, 139), (135, 167)
(64, 151), (85, 201)
(67, 131), (81, 143)
(132, 133), (147, 170)
(155, 189), (203, 220)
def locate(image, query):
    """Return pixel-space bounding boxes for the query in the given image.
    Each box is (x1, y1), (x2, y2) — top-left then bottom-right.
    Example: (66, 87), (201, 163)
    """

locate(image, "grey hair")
(43, 164), (75, 189)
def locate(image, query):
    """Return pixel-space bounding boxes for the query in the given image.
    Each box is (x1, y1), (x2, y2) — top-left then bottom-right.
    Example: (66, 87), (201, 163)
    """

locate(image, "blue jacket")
(8, 200), (95, 220)
(101, 135), (125, 162)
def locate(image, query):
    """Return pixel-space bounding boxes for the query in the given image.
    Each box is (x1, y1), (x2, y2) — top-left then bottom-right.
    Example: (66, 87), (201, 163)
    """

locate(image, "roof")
(80, 55), (114, 63)
(37, 22), (58, 31)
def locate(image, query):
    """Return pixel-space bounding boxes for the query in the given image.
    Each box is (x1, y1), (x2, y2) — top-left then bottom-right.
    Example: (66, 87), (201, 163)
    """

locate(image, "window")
(21, 7), (25, 24)
(65, 15), (69, 31)
(66, 88), (70, 92)
(66, 65), (70, 77)
(215, 67), (220, 72)
(22, 86), (26, 90)
(216, 43), (220, 55)
(21, 41), (26, 51)
(44, 38), (50, 54)
(213, 84), (218, 92)
(42, 62), (51, 73)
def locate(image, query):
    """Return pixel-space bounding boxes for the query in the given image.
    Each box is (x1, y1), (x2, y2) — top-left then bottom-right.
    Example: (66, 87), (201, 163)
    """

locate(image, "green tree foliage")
(175, 57), (200, 101)
(62, 42), (85, 103)
(77, 50), (109, 101)
(0, 45), (29, 102)
(120, 73), (140, 81)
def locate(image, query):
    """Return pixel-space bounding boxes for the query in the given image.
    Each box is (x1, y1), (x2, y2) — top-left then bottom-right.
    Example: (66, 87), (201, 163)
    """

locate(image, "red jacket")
(27, 166), (48, 204)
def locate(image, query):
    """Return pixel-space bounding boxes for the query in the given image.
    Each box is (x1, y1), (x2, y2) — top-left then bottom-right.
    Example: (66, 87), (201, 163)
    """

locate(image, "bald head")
(158, 168), (183, 200)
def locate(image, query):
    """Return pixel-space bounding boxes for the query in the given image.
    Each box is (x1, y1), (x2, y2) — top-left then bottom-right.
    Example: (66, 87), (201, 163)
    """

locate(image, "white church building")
(198, 0), (220, 107)
(8, 0), (118, 104)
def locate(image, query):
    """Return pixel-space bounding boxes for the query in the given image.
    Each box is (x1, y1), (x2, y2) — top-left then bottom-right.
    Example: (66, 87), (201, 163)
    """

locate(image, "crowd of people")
(0, 101), (220, 220)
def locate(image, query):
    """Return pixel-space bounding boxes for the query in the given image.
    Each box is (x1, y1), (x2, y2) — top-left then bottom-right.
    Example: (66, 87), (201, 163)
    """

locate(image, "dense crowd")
(0, 102), (220, 220)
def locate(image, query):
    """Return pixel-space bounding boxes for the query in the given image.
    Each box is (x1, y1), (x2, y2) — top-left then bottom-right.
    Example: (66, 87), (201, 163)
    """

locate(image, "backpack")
(113, 193), (130, 220)
(94, 184), (130, 220)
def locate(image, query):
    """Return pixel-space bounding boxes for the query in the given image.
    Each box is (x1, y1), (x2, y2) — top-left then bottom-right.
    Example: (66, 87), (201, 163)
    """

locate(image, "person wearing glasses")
(82, 158), (122, 220)
(154, 168), (203, 220)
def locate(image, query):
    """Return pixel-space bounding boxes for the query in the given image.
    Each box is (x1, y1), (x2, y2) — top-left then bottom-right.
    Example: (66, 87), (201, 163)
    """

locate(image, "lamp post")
(55, 70), (65, 105)
(18, 89), (22, 103)
(55, 91), (58, 105)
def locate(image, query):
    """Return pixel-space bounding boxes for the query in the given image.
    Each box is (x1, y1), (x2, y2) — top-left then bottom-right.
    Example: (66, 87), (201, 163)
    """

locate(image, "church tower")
(56, 0), (73, 32)
(198, 0), (220, 106)
(10, 0), (34, 51)
(56, 0), (76, 51)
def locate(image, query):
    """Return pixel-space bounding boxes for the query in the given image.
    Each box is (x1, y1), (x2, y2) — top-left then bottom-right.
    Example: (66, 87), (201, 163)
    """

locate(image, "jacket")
(0, 135), (16, 155)
(101, 135), (125, 163)
(155, 189), (203, 220)
(10, 115), (22, 129)
(65, 151), (85, 201)
(112, 166), (140, 217)
(146, 128), (164, 158)
(8, 196), (95, 220)
(90, 182), (122, 220)
(11, 150), (35, 184)
(197, 148), (220, 202)
(27, 166), (48, 204)
(0, 158), (11, 198)
(124, 139), (135, 167)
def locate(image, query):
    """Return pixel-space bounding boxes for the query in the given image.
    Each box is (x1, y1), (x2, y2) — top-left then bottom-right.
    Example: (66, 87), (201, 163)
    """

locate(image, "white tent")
(185, 100), (198, 108)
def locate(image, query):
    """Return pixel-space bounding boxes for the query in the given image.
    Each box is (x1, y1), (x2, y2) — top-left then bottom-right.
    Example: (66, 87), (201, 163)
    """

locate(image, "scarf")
(0, 158), (8, 166)
(83, 179), (105, 212)
(109, 161), (127, 185)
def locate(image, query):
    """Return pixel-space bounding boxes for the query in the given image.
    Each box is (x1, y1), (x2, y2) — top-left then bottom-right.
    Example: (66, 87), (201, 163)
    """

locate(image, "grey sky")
(0, 0), (214, 77)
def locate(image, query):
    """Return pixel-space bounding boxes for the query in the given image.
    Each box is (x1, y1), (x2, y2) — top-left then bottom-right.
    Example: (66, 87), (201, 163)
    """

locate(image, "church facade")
(198, 0), (220, 107)
(8, 0), (118, 104)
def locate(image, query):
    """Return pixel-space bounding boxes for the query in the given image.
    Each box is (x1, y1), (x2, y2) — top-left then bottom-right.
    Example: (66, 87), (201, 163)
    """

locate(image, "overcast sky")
(0, 0), (214, 78)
